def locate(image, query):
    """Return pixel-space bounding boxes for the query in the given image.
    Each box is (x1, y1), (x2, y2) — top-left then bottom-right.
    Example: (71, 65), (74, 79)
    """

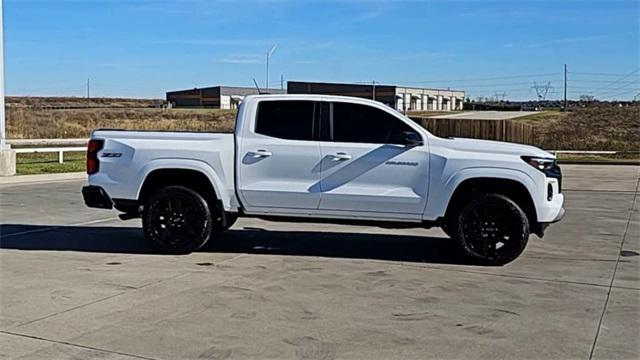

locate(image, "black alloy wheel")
(143, 186), (213, 254)
(455, 193), (530, 265)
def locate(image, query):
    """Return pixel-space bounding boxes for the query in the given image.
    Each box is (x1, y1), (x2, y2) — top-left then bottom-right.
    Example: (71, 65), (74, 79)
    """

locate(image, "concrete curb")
(0, 172), (86, 186)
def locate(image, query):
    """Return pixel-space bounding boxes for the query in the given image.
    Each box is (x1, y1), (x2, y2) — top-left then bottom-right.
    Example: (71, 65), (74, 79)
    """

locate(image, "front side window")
(255, 100), (314, 141)
(332, 102), (416, 144)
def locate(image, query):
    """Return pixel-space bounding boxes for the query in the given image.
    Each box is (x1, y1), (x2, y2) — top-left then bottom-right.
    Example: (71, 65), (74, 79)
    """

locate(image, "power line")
(596, 79), (639, 97)
(451, 80), (559, 88)
(568, 78), (637, 83)
(569, 71), (638, 77)
(605, 88), (639, 99)
(391, 72), (561, 84)
(589, 69), (639, 94)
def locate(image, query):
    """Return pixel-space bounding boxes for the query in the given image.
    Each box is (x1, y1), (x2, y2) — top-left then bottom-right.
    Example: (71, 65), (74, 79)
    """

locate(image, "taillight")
(86, 139), (104, 175)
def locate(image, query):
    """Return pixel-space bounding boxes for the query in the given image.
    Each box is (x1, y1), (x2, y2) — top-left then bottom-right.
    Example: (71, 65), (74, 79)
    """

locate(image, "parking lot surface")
(1, 165), (638, 359)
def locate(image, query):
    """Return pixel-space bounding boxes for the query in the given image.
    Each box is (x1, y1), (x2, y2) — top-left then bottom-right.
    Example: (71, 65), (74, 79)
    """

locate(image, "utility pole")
(87, 78), (90, 99)
(563, 64), (568, 111)
(372, 80), (376, 101)
(280, 74), (284, 91)
(265, 44), (278, 92)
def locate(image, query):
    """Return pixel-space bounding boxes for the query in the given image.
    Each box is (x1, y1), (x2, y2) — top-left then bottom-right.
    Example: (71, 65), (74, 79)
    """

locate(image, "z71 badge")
(101, 152), (122, 158)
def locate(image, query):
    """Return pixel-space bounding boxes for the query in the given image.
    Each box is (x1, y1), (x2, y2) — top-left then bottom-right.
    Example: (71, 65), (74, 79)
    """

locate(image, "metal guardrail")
(14, 147), (86, 164)
(7, 138), (88, 146)
(550, 150), (618, 155)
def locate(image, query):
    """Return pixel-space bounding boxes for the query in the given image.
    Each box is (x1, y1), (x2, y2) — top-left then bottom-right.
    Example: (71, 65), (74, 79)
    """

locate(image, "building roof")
(166, 85), (285, 96)
(287, 80), (465, 94)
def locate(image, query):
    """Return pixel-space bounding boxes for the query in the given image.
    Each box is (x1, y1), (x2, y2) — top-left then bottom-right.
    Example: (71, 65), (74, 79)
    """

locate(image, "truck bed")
(90, 130), (236, 207)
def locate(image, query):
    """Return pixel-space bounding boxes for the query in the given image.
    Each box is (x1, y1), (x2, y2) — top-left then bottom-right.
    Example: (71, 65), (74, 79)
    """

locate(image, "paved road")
(0, 165), (638, 359)
(430, 111), (538, 120)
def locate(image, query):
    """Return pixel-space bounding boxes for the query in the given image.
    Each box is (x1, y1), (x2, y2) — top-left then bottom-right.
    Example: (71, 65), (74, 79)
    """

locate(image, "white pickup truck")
(82, 94), (564, 264)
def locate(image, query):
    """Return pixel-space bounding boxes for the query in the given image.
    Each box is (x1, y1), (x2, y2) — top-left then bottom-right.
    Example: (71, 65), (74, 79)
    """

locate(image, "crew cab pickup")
(82, 94), (564, 264)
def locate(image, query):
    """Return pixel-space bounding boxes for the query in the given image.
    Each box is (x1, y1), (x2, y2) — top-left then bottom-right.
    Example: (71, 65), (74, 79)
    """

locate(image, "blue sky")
(5, 0), (639, 100)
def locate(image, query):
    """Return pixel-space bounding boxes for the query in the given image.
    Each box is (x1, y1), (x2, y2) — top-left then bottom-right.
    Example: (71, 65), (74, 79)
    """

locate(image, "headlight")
(522, 156), (562, 192)
(521, 156), (555, 171)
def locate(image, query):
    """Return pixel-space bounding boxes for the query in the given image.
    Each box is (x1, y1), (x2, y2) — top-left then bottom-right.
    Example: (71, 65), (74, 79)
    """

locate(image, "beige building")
(394, 86), (465, 112)
(288, 81), (465, 112)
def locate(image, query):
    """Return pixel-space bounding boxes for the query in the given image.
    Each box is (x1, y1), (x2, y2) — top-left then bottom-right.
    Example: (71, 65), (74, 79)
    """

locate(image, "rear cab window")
(255, 100), (315, 141)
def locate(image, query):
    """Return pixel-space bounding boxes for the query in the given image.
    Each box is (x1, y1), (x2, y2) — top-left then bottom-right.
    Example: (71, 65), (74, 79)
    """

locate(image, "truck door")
(317, 101), (429, 215)
(237, 100), (322, 210)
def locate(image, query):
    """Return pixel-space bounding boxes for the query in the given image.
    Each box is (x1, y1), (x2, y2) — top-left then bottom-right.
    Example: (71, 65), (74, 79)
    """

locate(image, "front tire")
(452, 193), (530, 265)
(143, 186), (213, 254)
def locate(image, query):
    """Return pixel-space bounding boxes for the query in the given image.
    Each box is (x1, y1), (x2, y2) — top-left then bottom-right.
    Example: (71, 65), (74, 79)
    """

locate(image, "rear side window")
(332, 102), (414, 144)
(255, 101), (314, 141)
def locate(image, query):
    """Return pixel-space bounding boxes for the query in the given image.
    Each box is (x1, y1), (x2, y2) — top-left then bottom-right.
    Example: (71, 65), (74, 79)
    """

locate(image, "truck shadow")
(0, 224), (471, 265)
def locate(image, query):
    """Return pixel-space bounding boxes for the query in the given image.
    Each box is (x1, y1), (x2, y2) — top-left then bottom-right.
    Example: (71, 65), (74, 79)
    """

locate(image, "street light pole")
(0, 0), (5, 150)
(0, 0), (14, 176)
(265, 44), (278, 92)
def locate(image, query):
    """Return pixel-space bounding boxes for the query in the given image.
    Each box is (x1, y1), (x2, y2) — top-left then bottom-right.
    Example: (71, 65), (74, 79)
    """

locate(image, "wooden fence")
(410, 116), (537, 145)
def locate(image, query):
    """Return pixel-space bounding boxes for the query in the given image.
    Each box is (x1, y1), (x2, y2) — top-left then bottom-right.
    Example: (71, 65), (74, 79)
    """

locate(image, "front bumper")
(82, 185), (113, 209)
(534, 200), (565, 238)
(552, 207), (566, 222)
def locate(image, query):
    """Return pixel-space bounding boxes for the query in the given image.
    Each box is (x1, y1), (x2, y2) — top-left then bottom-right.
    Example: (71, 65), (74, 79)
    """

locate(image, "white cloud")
(503, 32), (637, 48)
(333, 7), (389, 25)
(216, 54), (264, 64)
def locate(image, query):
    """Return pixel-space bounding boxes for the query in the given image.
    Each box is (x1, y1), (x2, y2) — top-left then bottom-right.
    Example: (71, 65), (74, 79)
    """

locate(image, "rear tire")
(451, 193), (530, 265)
(143, 186), (213, 254)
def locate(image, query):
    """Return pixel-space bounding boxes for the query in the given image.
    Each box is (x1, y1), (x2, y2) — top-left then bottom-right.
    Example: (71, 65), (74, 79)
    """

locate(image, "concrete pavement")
(0, 172), (85, 186)
(0, 165), (638, 359)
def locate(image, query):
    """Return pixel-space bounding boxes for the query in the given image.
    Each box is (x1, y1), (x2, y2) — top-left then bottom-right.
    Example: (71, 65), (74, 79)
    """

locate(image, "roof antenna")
(252, 78), (263, 94)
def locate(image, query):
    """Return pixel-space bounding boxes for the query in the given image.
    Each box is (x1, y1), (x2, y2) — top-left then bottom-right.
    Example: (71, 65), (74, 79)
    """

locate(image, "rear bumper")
(82, 185), (113, 209)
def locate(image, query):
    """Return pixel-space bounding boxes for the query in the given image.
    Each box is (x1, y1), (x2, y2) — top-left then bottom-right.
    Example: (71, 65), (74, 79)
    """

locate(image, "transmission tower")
(494, 92), (507, 101)
(531, 82), (553, 100)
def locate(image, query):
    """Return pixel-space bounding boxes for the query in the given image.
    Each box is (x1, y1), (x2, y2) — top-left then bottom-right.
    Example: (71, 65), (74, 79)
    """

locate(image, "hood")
(436, 137), (554, 159)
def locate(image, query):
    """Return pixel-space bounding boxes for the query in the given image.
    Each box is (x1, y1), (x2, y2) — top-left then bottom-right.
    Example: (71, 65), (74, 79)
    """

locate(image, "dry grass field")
(516, 106), (640, 152)
(6, 96), (161, 108)
(6, 108), (236, 139)
(6, 96), (236, 139)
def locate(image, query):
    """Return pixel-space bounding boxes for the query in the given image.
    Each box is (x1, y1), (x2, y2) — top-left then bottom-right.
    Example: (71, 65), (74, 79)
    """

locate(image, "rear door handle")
(330, 152), (352, 161)
(249, 149), (272, 158)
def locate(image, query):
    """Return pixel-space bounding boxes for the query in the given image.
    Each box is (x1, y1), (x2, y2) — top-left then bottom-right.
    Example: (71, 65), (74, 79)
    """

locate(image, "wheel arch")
(136, 159), (231, 210)
(444, 176), (538, 227)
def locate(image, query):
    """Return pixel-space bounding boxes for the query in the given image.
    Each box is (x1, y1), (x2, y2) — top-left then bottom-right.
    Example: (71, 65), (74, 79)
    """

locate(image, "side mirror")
(401, 131), (424, 147)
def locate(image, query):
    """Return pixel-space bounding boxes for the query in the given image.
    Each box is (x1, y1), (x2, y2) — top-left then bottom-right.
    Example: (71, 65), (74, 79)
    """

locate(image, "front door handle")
(330, 152), (352, 161)
(249, 149), (272, 158)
